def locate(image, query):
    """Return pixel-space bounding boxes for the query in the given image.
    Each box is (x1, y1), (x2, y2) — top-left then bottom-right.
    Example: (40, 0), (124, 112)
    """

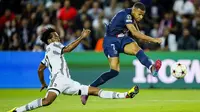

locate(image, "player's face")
(132, 8), (145, 22)
(50, 32), (60, 42)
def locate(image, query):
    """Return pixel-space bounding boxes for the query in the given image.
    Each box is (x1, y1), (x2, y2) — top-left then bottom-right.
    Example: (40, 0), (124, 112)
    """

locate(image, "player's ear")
(47, 39), (52, 44)
(133, 7), (136, 11)
(132, 7), (135, 12)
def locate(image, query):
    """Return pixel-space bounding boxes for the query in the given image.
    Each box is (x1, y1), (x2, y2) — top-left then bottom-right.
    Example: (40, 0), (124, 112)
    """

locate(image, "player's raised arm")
(38, 63), (47, 91)
(126, 24), (161, 44)
(62, 29), (91, 53)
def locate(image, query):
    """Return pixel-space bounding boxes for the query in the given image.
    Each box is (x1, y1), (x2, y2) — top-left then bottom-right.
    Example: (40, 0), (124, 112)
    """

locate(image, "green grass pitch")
(1, 89), (200, 112)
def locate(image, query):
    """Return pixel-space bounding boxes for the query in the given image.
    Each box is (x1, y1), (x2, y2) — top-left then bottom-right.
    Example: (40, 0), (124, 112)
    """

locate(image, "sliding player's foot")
(126, 85), (139, 98)
(81, 95), (89, 105)
(7, 107), (17, 112)
(151, 60), (162, 76)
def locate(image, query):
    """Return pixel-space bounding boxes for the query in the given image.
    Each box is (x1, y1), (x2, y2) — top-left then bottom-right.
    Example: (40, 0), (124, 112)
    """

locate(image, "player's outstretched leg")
(81, 85), (139, 105)
(8, 98), (43, 112)
(81, 70), (119, 104)
(124, 42), (162, 76)
(8, 91), (57, 112)
(98, 85), (139, 99)
(90, 69), (119, 87)
(81, 69), (119, 104)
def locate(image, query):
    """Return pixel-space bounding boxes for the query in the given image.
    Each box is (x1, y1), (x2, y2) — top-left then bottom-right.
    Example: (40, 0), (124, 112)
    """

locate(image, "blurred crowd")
(0, 0), (200, 52)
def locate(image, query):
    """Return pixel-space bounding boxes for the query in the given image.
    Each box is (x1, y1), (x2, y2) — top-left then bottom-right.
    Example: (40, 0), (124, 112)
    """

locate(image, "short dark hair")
(40, 27), (56, 44)
(133, 2), (146, 11)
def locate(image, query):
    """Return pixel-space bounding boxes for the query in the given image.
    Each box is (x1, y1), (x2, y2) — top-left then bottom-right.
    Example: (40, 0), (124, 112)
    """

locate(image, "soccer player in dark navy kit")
(81, 2), (162, 105)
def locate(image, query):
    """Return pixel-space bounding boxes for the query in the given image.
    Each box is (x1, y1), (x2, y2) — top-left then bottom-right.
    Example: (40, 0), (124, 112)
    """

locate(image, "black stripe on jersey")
(66, 69), (70, 78)
(48, 88), (61, 94)
(41, 62), (45, 65)
(60, 57), (70, 77)
(49, 73), (58, 87)
(46, 56), (52, 72)
(53, 50), (60, 55)
(53, 43), (62, 49)
(60, 56), (65, 76)
(61, 47), (65, 54)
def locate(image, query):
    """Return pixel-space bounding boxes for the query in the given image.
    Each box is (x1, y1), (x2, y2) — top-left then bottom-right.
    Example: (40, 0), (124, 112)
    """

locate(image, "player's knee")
(126, 42), (141, 55)
(132, 46), (141, 55)
(110, 64), (120, 72)
(42, 98), (53, 106)
(110, 69), (119, 74)
(110, 67), (120, 72)
(102, 69), (119, 80)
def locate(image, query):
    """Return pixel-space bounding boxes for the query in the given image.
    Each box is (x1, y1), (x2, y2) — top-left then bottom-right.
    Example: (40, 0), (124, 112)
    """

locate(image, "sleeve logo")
(126, 15), (132, 22)
(127, 15), (132, 20)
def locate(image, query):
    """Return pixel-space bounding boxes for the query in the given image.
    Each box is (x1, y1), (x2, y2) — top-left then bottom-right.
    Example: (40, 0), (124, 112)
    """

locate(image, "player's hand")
(40, 84), (47, 92)
(152, 38), (162, 44)
(81, 29), (91, 38)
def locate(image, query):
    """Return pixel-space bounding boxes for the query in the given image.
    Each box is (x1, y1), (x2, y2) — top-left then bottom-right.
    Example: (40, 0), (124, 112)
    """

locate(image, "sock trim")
(37, 99), (42, 107)
(112, 92), (117, 99)
(25, 105), (29, 111)
(136, 50), (152, 69)
(98, 89), (103, 96)
(149, 65), (153, 70)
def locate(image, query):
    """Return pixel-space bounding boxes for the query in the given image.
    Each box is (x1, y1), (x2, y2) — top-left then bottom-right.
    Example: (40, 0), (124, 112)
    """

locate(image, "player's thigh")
(124, 42), (141, 55)
(108, 57), (120, 71)
(103, 36), (120, 58)
(47, 74), (69, 96)
(62, 79), (89, 96)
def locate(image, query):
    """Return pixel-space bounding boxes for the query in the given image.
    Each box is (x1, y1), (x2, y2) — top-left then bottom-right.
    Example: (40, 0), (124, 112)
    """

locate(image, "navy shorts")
(103, 36), (135, 57)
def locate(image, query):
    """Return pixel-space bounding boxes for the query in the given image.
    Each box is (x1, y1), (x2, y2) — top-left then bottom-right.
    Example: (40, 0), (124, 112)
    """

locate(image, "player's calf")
(136, 49), (162, 76)
(136, 50), (152, 69)
(42, 98), (54, 106)
(90, 69), (119, 87)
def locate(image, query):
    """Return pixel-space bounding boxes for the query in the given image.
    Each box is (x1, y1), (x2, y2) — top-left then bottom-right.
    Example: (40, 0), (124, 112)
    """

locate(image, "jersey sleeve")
(52, 42), (65, 55)
(124, 14), (133, 24)
(41, 56), (47, 66)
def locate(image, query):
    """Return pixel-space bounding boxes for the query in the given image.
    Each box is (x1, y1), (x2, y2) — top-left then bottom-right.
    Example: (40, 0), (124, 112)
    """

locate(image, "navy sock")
(136, 50), (152, 69)
(90, 69), (119, 87)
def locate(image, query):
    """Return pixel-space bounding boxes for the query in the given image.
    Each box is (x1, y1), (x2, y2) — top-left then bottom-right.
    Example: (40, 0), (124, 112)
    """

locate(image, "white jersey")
(41, 42), (70, 79)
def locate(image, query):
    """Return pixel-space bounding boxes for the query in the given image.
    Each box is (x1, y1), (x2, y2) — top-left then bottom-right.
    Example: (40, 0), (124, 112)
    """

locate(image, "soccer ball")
(171, 62), (187, 79)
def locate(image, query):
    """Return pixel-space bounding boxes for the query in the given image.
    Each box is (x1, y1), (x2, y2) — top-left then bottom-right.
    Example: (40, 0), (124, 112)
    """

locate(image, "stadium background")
(0, 0), (200, 112)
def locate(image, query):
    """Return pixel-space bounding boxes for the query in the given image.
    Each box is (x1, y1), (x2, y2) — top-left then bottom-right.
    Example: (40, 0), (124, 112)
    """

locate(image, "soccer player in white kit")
(9, 28), (139, 112)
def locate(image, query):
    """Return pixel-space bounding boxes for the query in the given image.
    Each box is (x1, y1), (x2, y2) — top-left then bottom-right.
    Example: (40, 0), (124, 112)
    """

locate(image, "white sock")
(16, 98), (42, 112)
(98, 90), (127, 99)
(149, 64), (153, 70)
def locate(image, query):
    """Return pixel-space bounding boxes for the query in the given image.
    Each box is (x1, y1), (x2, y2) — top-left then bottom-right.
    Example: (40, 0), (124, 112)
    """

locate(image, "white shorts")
(46, 72), (89, 96)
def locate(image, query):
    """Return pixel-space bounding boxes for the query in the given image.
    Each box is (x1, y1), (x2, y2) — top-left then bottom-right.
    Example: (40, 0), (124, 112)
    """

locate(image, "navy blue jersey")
(106, 8), (134, 36)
